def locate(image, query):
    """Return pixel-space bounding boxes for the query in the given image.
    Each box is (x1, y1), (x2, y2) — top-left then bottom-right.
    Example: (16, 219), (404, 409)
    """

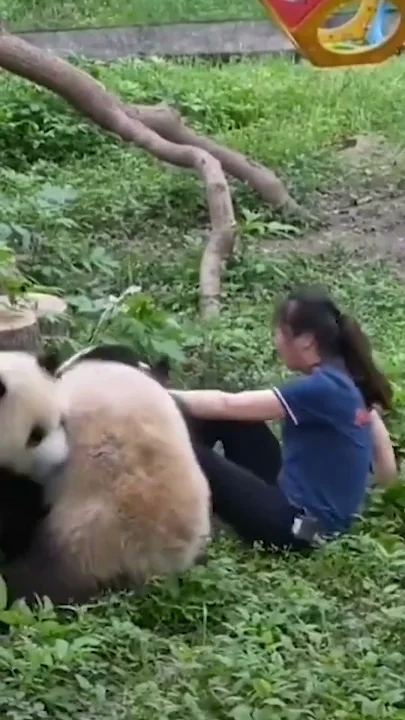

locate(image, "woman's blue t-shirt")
(273, 364), (373, 533)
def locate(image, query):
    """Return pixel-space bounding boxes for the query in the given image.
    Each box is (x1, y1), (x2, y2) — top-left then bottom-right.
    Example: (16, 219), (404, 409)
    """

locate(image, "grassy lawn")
(2, 0), (268, 31)
(1, 54), (405, 718)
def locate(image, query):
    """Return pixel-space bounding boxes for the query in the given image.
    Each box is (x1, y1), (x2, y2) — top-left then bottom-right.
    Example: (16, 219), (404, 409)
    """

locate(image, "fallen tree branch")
(124, 103), (305, 217)
(0, 28), (236, 317)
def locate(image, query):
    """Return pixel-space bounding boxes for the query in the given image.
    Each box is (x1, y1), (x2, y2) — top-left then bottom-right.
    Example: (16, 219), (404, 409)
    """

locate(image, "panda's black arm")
(2, 524), (99, 608)
(56, 343), (172, 386)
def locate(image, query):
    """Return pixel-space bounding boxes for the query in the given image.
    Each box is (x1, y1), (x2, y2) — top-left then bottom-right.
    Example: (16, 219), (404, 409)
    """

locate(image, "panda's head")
(0, 351), (70, 481)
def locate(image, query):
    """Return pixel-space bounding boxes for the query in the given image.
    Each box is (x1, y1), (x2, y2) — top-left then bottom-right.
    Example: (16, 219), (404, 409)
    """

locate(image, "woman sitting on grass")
(172, 285), (397, 551)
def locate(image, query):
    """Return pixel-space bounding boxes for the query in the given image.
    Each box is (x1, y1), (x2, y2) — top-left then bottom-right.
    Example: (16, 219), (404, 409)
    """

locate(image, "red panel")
(260, 0), (327, 30)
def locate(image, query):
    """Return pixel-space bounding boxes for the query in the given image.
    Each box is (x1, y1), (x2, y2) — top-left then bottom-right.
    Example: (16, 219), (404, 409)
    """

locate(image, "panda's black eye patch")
(27, 424), (46, 447)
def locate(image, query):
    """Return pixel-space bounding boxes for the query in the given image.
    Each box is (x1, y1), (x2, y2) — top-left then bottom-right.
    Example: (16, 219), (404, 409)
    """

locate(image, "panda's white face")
(0, 352), (70, 481)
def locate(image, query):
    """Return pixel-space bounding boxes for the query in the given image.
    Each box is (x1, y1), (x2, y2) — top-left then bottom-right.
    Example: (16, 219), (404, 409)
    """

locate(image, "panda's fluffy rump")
(47, 359), (211, 589)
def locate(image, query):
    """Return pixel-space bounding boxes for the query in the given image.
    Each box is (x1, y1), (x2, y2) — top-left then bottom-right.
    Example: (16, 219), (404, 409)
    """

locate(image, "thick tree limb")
(0, 29), (236, 317)
(124, 103), (304, 216)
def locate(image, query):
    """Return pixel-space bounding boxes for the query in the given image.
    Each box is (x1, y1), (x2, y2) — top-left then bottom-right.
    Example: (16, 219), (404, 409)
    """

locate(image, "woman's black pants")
(189, 417), (310, 551)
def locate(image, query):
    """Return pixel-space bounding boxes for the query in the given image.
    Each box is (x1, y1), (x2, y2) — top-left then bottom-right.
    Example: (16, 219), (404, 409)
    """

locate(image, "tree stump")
(0, 302), (41, 353)
(24, 292), (68, 338)
(0, 293), (68, 353)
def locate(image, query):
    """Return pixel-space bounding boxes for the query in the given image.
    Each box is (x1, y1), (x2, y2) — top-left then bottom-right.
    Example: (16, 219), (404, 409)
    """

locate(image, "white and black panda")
(1, 346), (211, 607)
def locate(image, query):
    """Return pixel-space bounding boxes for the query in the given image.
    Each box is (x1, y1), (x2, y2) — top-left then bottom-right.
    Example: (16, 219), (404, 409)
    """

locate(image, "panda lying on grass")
(0, 344), (211, 607)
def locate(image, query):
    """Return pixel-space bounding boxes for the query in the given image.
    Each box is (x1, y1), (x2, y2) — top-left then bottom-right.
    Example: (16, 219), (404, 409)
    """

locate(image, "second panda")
(3, 351), (212, 606)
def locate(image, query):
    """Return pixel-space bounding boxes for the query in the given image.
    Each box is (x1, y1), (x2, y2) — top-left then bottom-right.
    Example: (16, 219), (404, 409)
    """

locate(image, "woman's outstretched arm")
(370, 408), (397, 486)
(171, 388), (286, 422)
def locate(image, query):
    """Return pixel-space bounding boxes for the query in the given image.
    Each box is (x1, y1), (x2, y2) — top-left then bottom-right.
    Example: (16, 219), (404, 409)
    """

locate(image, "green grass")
(1, 55), (405, 719)
(2, 0), (268, 31)
(0, 0), (375, 32)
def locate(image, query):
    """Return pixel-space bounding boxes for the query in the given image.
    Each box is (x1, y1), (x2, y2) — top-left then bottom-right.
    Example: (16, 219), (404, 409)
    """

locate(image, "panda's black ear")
(37, 350), (61, 377)
(0, 377), (6, 400)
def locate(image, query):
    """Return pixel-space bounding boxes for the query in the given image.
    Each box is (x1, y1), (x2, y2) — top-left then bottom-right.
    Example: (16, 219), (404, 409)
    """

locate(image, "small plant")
(0, 242), (30, 303)
(84, 286), (187, 367)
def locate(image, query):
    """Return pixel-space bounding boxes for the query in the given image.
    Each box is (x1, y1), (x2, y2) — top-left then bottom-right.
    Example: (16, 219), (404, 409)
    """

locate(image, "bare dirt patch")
(264, 134), (405, 273)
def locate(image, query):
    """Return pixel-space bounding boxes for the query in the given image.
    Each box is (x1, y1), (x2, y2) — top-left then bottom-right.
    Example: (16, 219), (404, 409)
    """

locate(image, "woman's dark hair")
(274, 284), (393, 410)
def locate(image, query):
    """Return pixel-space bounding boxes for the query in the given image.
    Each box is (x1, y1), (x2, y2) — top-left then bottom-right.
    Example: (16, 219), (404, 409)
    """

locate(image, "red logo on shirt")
(355, 409), (371, 427)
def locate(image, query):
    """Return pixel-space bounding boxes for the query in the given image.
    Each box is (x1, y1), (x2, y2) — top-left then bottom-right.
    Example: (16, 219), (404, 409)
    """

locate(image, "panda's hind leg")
(47, 495), (151, 593)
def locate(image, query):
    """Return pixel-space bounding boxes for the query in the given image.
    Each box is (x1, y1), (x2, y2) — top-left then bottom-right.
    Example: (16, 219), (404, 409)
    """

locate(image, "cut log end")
(0, 293), (68, 352)
(0, 304), (41, 353)
(25, 292), (68, 337)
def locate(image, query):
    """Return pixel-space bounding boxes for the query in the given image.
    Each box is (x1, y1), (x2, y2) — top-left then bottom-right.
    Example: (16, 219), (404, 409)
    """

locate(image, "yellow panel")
(291, 0), (405, 67)
(318, 0), (379, 43)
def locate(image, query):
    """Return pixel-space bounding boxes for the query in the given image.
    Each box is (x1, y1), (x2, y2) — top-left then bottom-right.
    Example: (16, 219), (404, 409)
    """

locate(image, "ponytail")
(338, 314), (392, 411)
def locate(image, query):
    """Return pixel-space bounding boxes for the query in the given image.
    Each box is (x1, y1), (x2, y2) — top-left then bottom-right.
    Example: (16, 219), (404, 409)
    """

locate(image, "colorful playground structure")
(259, 0), (405, 67)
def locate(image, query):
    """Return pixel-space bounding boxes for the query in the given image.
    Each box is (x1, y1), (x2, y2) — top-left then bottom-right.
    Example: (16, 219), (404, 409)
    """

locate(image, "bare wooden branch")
(0, 29), (239, 316)
(0, 27), (308, 315)
(124, 103), (305, 216)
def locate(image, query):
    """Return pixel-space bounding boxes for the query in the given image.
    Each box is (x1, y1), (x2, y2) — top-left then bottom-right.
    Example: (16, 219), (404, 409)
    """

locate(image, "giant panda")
(57, 343), (228, 533)
(0, 347), (212, 607)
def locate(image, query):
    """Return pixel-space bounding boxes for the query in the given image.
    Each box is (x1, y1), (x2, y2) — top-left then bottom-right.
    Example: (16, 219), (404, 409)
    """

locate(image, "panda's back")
(49, 359), (211, 583)
(57, 358), (208, 493)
